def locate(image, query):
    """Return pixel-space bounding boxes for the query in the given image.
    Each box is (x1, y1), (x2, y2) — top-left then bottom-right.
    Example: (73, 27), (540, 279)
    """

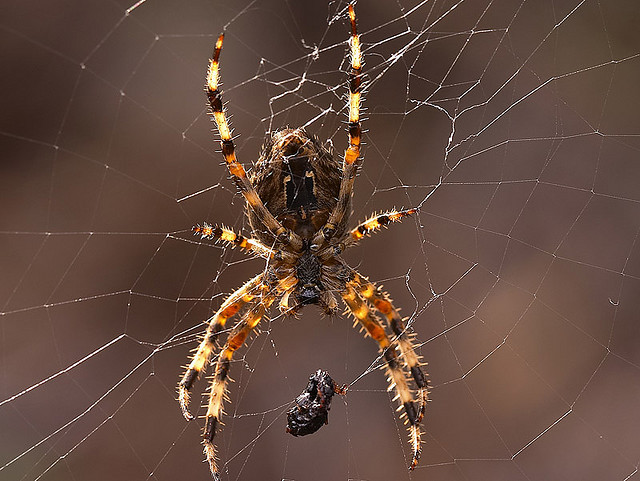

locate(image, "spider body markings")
(179, 6), (428, 479)
(248, 128), (347, 311)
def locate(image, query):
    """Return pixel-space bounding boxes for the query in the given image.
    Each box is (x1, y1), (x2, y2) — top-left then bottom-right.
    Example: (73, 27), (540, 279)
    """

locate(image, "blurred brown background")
(1, 0), (639, 480)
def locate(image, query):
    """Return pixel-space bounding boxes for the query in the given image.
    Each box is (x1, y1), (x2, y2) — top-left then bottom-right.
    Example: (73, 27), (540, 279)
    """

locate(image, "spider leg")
(193, 222), (278, 260)
(313, 4), (363, 245)
(350, 271), (429, 425)
(206, 35), (302, 250)
(203, 288), (276, 480)
(178, 274), (263, 420)
(342, 282), (423, 470)
(346, 208), (417, 246)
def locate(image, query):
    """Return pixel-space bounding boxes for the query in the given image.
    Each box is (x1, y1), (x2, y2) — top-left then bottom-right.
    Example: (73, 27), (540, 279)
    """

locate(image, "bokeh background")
(1, 1), (639, 480)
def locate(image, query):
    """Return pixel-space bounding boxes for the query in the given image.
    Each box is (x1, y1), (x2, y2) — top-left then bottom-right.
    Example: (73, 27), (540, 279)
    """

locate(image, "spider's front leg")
(350, 271), (429, 424)
(342, 282), (425, 470)
(203, 286), (277, 480)
(178, 274), (263, 420)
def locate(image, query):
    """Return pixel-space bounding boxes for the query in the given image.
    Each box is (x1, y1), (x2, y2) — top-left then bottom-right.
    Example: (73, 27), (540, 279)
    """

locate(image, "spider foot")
(204, 448), (220, 481)
(403, 399), (423, 470)
(409, 424), (422, 470)
(178, 386), (195, 421)
(204, 416), (221, 480)
(178, 371), (198, 420)
(415, 386), (429, 424)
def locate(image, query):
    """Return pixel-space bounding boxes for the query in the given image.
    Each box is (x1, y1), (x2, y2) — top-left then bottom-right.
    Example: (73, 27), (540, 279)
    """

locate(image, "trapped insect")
(286, 369), (346, 437)
(178, 5), (428, 479)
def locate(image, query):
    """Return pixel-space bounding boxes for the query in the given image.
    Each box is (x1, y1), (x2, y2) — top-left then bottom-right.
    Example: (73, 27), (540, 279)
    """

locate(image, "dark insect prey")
(286, 370), (346, 437)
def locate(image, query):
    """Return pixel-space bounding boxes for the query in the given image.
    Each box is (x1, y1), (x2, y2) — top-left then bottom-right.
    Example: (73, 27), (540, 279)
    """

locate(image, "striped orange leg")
(206, 35), (302, 251)
(178, 274), (263, 420)
(203, 291), (276, 480)
(347, 208), (417, 246)
(342, 282), (423, 470)
(313, 4), (363, 245)
(351, 271), (429, 427)
(193, 223), (277, 260)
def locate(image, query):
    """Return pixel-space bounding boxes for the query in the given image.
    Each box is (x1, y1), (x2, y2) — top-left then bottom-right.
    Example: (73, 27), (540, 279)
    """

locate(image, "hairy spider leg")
(313, 4), (362, 245)
(342, 283), (423, 470)
(351, 271), (429, 427)
(206, 34), (303, 251)
(203, 288), (277, 480)
(193, 222), (276, 259)
(178, 274), (263, 420)
(347, 208), (417, 245)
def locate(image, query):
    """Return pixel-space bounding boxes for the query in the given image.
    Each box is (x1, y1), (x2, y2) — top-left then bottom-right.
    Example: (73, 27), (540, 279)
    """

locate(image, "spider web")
(2, 0), (640, 480)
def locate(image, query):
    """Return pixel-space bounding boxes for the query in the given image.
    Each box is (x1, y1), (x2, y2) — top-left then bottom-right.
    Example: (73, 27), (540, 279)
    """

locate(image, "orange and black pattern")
(179, 4), (428, 478)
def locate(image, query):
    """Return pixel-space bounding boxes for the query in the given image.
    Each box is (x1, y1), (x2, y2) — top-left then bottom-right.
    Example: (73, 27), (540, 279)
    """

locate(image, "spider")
(178, 5), (428, 479)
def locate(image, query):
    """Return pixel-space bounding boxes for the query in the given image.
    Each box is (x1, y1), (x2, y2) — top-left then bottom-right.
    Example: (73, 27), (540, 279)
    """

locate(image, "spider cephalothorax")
(179, 6), (429, 480)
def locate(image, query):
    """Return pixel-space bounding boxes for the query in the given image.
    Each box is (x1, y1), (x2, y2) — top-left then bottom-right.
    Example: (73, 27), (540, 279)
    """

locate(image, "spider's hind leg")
(313, 4), (363, 246)
(206, 34), (302, 251)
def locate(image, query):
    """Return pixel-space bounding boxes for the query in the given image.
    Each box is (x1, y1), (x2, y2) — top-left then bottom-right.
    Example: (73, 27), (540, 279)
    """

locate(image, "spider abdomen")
(249, 128), (346, 243)
(284, 154), (318, 213)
